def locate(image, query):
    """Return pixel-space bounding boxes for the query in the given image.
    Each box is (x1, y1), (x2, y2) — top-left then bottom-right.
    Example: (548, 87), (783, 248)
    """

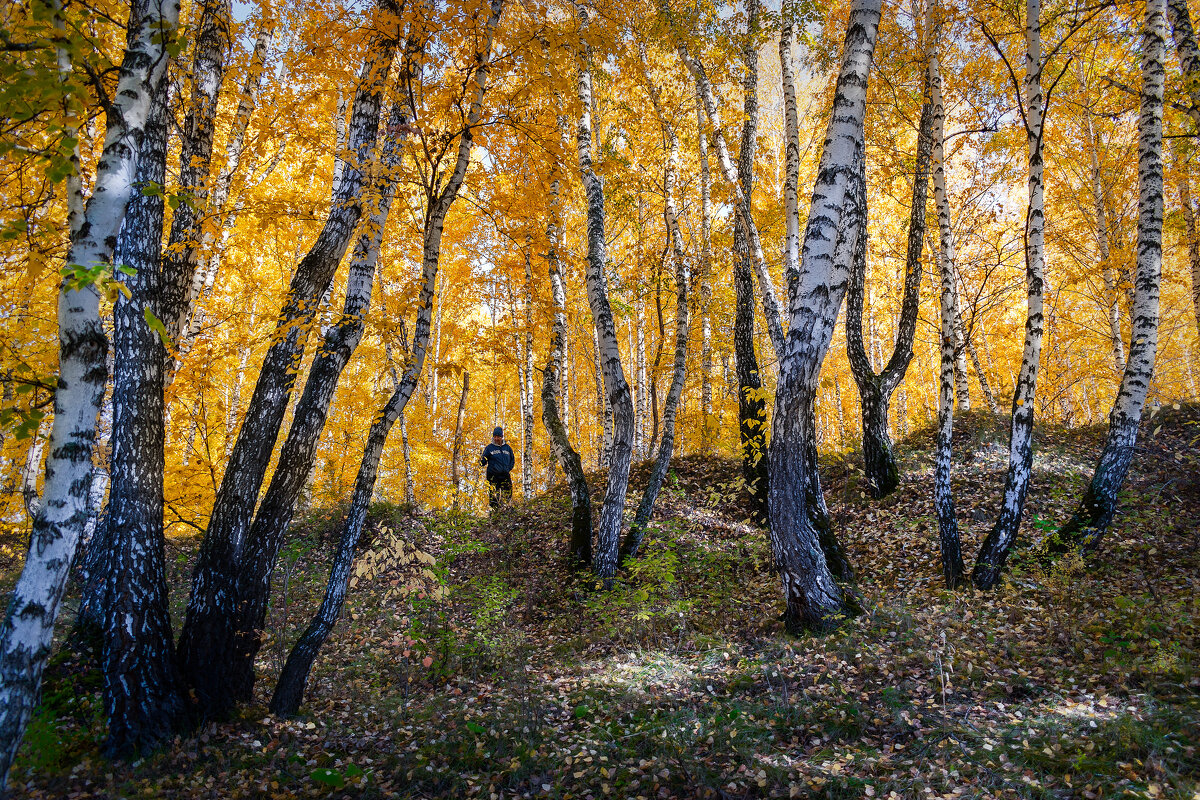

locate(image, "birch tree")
(971, 0), (1052, 589)
(929, 12), (966, 588)
(622, 44), (690, 559)
(1049, 0), (1164, 555)
(269, 0), (505, 715)
(224, 103), (410, 701)
(161, 0), (233, 342)
(541, 109), (592, 567)
(0, 0), (179, 783)
(574, 0), (635, 581)
(767, 0), (880, 632)
(176, 3), (399, 716)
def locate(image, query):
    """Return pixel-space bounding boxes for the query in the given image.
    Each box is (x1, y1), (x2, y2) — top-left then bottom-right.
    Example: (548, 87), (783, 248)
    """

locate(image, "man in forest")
(480, 427), (515, 509)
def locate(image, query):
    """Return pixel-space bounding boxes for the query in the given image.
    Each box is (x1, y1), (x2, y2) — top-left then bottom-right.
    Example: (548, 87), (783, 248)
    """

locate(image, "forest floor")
(5, 404), (1200, 799)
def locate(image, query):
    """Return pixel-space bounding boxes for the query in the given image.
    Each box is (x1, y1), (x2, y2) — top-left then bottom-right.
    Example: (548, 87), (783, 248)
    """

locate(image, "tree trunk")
(269, 0), (504, 716)
(675, 7), (784, 360)
(768, 0), (879, 633)
(220, 104), (409, 702)
(1079, 75), (1126, 372)
(400, 414), (416, 506)
(522, 240), (536, 497)
(451, 371), (470, 508)
(623, 49), (690, 559)
(929, 14), (966, 587)
(1050, 0), (1164, 554)
(175, 22), (275, 359)
(1178, 160), (1200, 338)
(102, 81), (186, 756)
(697, 96), (714, 452)
(161, 0), (233, 342)
(0, 0), (178, 784)
(541, 115), (592, 568)
(846, 68), (932, 499)
(177, 16), (398, 717)
(574, 1), (634, 582)
(972, 0), (1049, 589)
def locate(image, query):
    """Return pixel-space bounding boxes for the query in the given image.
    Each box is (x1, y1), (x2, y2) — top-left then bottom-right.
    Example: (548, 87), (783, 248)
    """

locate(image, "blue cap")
(493, 427), (503, 437)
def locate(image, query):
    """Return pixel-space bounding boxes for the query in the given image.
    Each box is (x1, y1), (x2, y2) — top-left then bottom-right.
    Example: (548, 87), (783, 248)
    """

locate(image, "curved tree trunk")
(972, 0), (1049, 589)
(220, 104), (408, 702)
(269, 0), (505, 715)
(1050, 0), (1164, 554)
(623, 51), (690, 559)
(541, 115), (592, 567)
(0, 0), (178, 784)
(574, 1), (634, 582)
(177, 14), (398, 717)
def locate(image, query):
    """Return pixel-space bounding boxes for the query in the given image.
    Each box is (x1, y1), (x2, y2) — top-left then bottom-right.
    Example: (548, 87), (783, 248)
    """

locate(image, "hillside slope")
(8, 406), (1200, 799)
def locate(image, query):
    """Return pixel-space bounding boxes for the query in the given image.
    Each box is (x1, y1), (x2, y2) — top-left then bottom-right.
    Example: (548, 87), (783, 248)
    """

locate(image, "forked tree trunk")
(972, 0), (1049, 589)
(269, 0), (505, 716)
(768, 0), (879, 633)
(102, 76), (186, 758)
(0, 0), (178, 784)
(847, 72), (932, 499)
(224, 104), (409, 701)
(541, 115), (592, 567)
(574, 1), (634, 582)
(177, 13), (398, 717)
(1050, 0), (1164, 554)
(623, 50), (690, 559)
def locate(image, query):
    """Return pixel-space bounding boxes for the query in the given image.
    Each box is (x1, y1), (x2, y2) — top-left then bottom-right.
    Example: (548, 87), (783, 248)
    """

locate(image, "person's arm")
(480, 445), (489, 467)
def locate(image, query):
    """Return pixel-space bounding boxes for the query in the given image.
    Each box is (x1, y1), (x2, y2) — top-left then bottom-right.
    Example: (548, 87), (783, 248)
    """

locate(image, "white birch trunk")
(1053, 0), (1164, 553)
(972, 0), (1050, 588)
(575, 0), (634, 580)
(768, 0), (881, 632)
(0, 0), (179, 783)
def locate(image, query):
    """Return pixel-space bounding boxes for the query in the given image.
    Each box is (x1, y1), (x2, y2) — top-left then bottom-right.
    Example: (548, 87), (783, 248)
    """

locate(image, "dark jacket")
(480, 442), (515, 479)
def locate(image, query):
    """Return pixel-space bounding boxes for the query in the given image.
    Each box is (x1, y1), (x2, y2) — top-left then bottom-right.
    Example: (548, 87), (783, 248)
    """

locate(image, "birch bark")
(768, 0), (880, 632)
(1051, 0), (1164, 554)
(269, 0), (505, 715)
(574, 0), (634, 581)
(101, 71), (187, 757)
(0, 0), (179, 783)
(972, 0), (1050, 589)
